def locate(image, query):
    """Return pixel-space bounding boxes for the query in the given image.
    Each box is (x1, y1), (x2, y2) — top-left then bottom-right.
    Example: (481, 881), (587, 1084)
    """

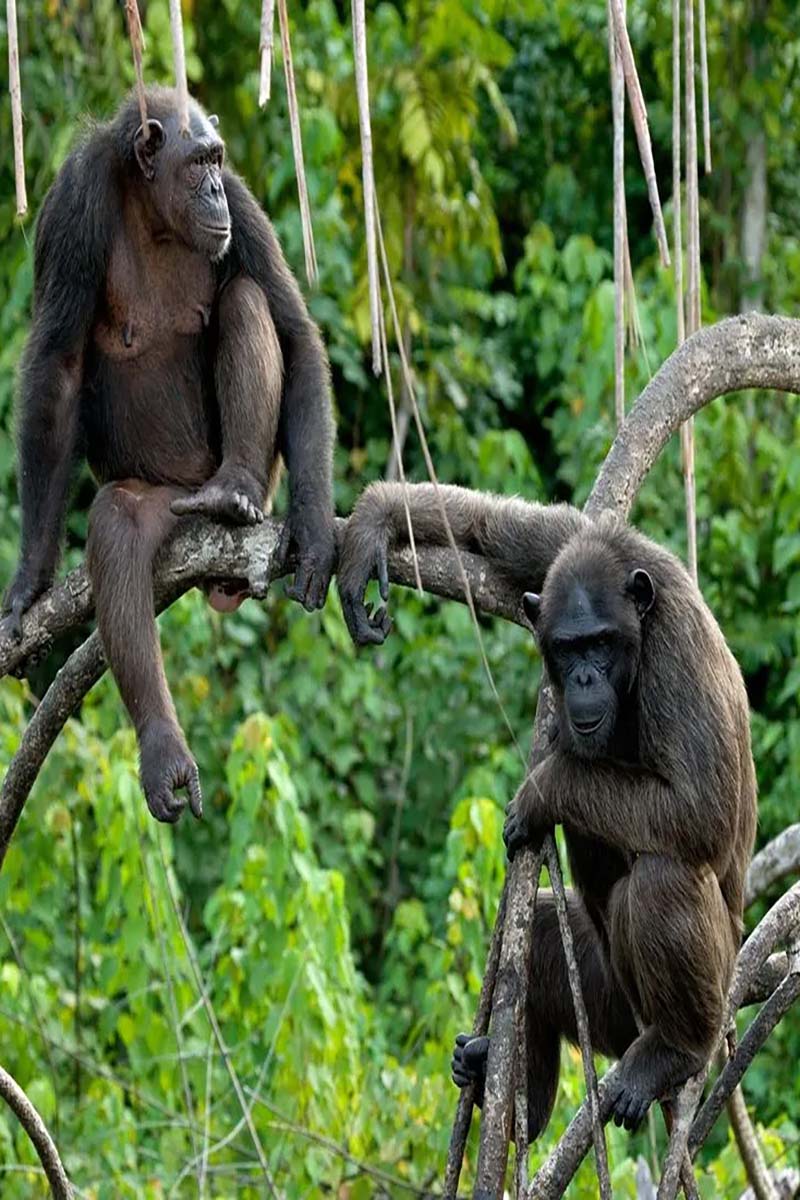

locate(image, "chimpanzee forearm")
(278, 323), (335, 537)
(518, 753), (734, 872)
(7, 347), (82, 610)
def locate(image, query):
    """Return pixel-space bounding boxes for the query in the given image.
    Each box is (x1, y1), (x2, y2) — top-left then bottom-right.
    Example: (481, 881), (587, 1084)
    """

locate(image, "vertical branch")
(376, 257), (423, 595)
(697, 0), (711, 173)
(7, 0), (27, 217)
(276, 0), (318, 286)
(727, 1084), (778, 1200)
(168, 0), (190, 135)
(259, 0), (276, 107)
(657, 1074), (705, 1200)
(473, 844), (546, 1198)
(0, 1066), (72, 1198)
(352, 0), (382, 374)
(683, 0), (700, 582)
(672, 0), (685, 346)
(609, 0), (626, 428)
(125, 0), (148, 132)
(443, 887), (508, 1197)
(609, 0), (670, 267)
(70, 822), (82, 1104)
(545, 835), (612, 1200)
(514, 994), (529, 1197)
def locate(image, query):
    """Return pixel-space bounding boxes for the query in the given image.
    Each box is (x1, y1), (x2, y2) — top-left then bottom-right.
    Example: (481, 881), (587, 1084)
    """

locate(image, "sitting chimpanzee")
(2, 87), (335, 824)
(337, 482), (756, 1135)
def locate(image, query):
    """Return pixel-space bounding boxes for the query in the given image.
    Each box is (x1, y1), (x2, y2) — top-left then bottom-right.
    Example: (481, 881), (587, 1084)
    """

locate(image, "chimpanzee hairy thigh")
(2, 87), (336, 823)
(338, 482), (757, 1134)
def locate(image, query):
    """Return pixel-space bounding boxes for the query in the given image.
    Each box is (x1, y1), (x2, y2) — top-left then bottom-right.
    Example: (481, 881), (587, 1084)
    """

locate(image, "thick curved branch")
(587, 314), (800, 519)
(0, 1064), (72, 1197)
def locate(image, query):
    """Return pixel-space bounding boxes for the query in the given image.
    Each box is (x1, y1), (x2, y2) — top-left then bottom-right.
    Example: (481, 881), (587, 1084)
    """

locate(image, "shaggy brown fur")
(339, 482), (757, 1134)
(2, 88), (335, 824)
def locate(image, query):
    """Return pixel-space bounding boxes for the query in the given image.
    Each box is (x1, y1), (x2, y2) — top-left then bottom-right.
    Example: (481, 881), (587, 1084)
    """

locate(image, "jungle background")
(0, 0), (799, 1195)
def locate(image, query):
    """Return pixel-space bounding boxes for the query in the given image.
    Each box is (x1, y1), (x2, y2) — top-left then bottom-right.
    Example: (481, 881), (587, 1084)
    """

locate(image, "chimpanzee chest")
(93, 232), (216, 362)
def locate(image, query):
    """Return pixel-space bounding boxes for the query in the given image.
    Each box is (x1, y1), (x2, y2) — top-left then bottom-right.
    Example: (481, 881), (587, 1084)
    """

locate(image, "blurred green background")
(0, 0), (799, 1195)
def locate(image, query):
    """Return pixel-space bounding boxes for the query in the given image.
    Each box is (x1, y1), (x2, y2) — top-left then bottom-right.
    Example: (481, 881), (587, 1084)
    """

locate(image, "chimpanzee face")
(134, 106), (231, 262)
(523, 566), (654, 759)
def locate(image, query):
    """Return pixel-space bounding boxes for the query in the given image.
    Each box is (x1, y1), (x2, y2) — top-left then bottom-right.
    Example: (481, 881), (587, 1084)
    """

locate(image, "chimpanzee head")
(132, 94), (231, 262)
(523, 540), (655, 759)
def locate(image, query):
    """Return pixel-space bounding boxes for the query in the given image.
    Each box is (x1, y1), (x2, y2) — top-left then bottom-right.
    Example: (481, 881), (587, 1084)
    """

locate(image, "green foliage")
(1, 0), (800, 1193)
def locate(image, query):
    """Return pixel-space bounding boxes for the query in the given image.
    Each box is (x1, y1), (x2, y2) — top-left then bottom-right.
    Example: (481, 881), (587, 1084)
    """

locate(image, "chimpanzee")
(337, 482), (756, 1135)
(2, 87), (335, 824)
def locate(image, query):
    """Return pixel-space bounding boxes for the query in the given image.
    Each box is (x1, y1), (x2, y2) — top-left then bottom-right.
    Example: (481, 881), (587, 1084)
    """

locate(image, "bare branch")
(168, 0), (190, 135)
(588, 314), (800, 520)
(474, 842), (546, 1195)
(352, 0), (382, 373)
(745, 825), (800, 908)
(726, 1085), (778, 1200)
(258, 0), (275, 106)
(125, 0), (148, 132)
(0, 1064), (72, 1197)
(444, 886), (507, 1197)
(545, 835), (611, 1198)
(276, 0), (317, 284)
(7, 0), (27, 216)
(609, 0), (626, 427)
(608, 0), (670, 266)
(697, 0), (712, 173)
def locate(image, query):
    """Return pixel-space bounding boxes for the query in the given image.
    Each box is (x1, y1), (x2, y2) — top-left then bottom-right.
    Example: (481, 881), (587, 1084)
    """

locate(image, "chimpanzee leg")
(87, 479), (201, 824)
(607, 854), (736, 1131)
(452, 890), (637, 1142)
(171, 277), (284, 525)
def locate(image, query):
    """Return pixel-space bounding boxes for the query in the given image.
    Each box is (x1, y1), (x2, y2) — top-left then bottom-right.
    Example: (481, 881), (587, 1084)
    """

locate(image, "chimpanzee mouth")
(572, 716), (605, 736)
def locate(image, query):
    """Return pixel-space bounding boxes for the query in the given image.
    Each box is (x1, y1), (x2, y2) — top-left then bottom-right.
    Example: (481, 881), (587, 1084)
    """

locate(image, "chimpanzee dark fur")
(338, 482), (757, 1136)
(2, 87), (335, 824)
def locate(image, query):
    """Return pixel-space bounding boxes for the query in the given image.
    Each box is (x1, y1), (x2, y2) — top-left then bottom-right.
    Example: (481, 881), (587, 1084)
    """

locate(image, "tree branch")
(745, 825), (800, 908)
(0, 1064), (72, 1197)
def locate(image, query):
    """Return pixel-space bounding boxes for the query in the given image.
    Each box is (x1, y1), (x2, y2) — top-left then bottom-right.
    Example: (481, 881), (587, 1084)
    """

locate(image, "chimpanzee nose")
(576, 666), (593, 688)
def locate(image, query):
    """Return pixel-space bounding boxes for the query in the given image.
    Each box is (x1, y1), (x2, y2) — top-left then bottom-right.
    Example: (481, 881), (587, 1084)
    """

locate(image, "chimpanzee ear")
(134, 119), (166, 181)
(208, 114), (220, 128)
(626, 568), (655, 617)
(522, 592), (541, 626)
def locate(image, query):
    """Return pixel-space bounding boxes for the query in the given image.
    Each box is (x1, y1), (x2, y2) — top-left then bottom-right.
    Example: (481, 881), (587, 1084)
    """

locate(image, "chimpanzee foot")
(451, 1033), (490, 1103)
(609, 1030), (702, 1132)
(170, 469), (264, 526)
(139, 722), (203, 824)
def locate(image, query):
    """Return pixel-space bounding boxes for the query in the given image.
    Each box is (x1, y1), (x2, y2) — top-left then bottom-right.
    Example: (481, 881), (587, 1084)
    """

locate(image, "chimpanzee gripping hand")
(279, 504), (336, 613)
(336, 505), (393, 646)
(1, 564), (51, 643)
(503, 768), (553, 861)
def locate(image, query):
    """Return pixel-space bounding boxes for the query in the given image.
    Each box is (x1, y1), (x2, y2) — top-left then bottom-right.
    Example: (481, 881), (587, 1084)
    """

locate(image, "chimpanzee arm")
(337, 481), (586, 644)
(3, 142), (115, 638)
(505, 749), (738, 876)
(223, 170), (335, 611)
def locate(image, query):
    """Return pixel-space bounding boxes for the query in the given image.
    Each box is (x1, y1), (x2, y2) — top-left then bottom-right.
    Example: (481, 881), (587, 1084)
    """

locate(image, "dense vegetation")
(0, 0), (799, 1194)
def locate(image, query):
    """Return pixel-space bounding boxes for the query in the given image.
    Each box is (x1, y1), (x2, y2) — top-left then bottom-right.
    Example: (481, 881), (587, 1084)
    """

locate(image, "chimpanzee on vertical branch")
(2, 87), (335, 824)
(338, 483), (757, 1134)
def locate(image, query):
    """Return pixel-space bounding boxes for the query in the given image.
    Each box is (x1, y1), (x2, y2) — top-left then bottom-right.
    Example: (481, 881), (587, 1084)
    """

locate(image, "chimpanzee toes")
(611, 1083), (650, 1132)
(0, 609), (23, 645)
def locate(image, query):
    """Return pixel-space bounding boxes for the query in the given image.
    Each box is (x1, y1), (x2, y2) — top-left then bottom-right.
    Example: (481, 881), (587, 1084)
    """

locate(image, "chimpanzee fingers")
(0, 607), (23, 645)
(278, 517), (293, 563)
(147, 788), (186, 824)
(341, 594), (386, 646)
(455, 1032), (473, 1049)
(377, 547), (389, 603)
(170, 493), (201, 517)
(462, 1035), (490, 1073)
(371, 605), (392, 640)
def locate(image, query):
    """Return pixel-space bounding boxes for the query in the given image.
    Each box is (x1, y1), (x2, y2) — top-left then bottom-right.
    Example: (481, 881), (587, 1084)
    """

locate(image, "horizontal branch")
(0, 517), (527, 682)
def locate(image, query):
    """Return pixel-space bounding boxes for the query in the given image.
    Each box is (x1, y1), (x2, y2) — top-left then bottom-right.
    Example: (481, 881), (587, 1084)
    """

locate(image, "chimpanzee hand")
(279, 507), (336, 612)
(337, 521), (393, 646)
(1, 568), (50, 644)
(170, 466), (264, 526)
(139, 722), (202, 824)
(451, 1033), (489, 1105)
(503, 777), (550, 862)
